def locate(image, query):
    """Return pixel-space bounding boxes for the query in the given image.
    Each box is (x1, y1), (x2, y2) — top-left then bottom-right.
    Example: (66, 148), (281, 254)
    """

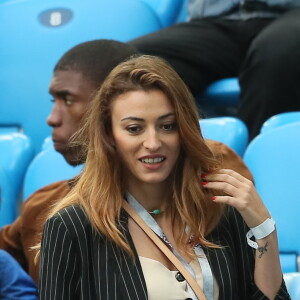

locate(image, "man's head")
(47, 39), (138, 165)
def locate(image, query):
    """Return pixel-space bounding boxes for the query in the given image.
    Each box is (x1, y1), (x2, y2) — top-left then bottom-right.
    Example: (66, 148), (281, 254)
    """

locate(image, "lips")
(139, 155), (166, 165)
(52, 139), (67, 152)
(140, 157), (165, 164)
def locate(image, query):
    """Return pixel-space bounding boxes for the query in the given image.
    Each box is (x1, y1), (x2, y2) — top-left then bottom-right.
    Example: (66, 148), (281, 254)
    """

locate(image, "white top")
(139, 256), (219, 300)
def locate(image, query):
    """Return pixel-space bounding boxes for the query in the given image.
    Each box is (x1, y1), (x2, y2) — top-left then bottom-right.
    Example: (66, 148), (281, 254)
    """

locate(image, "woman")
(38, 55), (290, 300)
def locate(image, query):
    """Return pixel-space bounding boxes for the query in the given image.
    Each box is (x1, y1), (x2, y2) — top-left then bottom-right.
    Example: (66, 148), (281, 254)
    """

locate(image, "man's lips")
(52, 140), (67, 151)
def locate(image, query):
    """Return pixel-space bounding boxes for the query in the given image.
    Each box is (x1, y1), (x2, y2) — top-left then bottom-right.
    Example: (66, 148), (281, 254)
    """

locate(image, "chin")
(64, 156), (84, 166)
(140, 175), (171, 185)
(61, 147), (85, 166)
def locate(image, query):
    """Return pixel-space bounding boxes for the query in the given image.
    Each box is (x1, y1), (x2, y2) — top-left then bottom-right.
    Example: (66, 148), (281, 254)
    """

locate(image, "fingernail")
(212, 196), (216, 200)
(201, 174), (207, 179)
(201, 182), (208, 186)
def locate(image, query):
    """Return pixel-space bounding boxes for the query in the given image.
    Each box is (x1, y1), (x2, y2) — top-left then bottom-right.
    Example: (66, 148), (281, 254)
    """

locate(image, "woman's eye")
(161, 123), (177, 131)
(126, 125), (142, 134)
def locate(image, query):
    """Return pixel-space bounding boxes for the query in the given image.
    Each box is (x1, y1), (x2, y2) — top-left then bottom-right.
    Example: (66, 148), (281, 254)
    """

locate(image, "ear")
(107, 132), (116, 148)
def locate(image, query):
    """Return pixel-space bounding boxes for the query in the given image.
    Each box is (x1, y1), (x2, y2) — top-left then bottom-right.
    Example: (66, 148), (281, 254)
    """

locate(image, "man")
(129, 0), (300, 140)
(0, 39), (252, 283)
(0, 39), (138, 282)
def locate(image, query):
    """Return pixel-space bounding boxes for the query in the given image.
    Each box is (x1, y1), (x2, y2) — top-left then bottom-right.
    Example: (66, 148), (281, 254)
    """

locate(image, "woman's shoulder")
(55, 204), (87, 219)
(48, 205), (91, 237)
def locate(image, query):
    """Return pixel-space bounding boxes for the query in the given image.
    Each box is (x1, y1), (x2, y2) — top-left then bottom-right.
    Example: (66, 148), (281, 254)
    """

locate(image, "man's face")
(47, 70), (98, 165)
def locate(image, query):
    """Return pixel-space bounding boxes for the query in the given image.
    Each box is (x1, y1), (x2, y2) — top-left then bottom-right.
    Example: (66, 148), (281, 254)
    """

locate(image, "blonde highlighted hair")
(41, 55), (224, 257)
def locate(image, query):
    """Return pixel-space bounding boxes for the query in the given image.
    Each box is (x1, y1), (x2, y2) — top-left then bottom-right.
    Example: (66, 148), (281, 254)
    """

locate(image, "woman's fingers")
(202, 169), (270, 227)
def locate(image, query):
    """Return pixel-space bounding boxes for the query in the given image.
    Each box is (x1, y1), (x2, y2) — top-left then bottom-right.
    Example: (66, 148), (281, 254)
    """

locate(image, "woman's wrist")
(246, 218), (276, 249)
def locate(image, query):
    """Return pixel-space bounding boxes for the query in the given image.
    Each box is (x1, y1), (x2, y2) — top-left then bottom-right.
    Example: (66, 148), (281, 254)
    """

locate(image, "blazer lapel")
(111, 211), (148, 300)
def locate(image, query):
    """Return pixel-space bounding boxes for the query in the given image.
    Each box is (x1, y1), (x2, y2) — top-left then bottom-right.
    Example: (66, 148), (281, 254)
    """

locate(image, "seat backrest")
(260, 111), (300, 134)
(0, 167), (16, 228)
(283, 272), (300, 300)
(0, 133), (34, 218)
(175, 0), (189, 23)
(244, 122), (300, 272)
(200, 117), (248, 156)
(141, 0), (183, 27)
(23, 144), (83, 200)
(0, 0), (161, 154)
(202, 78), (240, 106)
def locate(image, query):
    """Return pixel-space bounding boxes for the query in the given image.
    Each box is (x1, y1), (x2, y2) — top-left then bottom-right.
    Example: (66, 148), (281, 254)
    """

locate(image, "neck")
(126, 182), (172, 213)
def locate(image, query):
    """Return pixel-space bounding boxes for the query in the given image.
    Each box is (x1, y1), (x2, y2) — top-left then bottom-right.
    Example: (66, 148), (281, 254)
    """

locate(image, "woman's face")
(111, 89), (181, 188)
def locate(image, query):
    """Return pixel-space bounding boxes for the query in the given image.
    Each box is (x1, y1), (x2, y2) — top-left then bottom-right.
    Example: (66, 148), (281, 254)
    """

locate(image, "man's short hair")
(54, 39), (138, 87)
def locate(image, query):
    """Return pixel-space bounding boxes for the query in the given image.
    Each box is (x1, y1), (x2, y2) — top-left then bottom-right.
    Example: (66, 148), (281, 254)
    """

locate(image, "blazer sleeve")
(39, 215), (80, 300)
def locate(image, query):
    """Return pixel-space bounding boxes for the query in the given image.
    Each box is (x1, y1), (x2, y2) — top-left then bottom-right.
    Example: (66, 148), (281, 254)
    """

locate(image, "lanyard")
(126, 192), (214, 300)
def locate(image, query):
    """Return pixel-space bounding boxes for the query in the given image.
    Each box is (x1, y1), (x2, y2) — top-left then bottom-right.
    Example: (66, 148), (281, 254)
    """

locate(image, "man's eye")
(161, 123), (177, 131)
(126, 125), (142, 134)
(65, 99), (73, 106)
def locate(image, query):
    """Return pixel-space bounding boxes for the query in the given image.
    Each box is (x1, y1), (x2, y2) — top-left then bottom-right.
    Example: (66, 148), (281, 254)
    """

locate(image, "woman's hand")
(202, 168), (271, 228)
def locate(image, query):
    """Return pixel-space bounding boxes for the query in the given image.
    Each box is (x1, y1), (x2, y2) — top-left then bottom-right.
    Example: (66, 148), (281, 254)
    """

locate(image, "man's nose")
(47, 103), (62, 127)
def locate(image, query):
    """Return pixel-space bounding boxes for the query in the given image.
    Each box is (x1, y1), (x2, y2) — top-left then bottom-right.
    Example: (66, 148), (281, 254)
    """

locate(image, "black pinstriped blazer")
(39, 205), (290, 300)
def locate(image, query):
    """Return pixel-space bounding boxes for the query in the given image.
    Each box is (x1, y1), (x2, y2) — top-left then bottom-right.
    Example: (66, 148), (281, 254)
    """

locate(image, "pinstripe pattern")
(39, 205), (290, 300)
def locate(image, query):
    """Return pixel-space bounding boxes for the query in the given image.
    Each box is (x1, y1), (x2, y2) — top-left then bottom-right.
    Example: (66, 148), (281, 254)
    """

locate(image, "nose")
(47, 102), (62, 128)
(143, 129), (162, 151)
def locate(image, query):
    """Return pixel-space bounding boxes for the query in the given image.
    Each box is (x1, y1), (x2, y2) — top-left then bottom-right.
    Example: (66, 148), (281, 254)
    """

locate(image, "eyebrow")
(49, 90), (71, 97)
(121, 113), (175, 122)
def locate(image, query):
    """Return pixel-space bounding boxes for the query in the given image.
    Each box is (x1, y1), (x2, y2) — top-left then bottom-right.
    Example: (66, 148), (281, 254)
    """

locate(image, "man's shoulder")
(205, 139), (231, 154)
(23, 180), (71, 208)
(20, 180), (72, 227)
(204, 139), (253, 181)
(28, 180), (70, 196)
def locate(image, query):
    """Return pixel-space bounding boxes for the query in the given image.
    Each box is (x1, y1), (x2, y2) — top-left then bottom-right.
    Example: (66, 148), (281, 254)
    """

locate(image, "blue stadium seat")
(175, 0), (189, 23)
(260, 111), (300, 134)
(0, 167), (16, 228)
(0, 127), (19, 134)
(141, 0), (183, 27)
(200, 117), (248, 156)
(41, 136), (53, 151)
(244, 122), (300, 273)
(283, 272), (300, 300)
(23, 142), (83, 200)
(0, 133), (33, 223)
(202, 78), (240, 107)
(199, 78), (240, 118)
(0, 0), (161, 154)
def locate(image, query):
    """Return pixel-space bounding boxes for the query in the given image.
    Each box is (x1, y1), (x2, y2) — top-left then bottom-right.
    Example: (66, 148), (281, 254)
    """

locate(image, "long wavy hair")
(44, 55), (224, 257)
